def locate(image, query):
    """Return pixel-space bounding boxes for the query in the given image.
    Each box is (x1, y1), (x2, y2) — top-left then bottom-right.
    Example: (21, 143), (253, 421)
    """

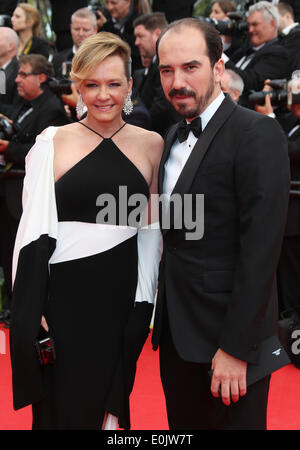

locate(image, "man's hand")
(61, 81), (79, 109)
(210, 348), (247, 406)
(254, 78), (274, 116)
(96, 9), (108, 29)
(0, 139), (9, 152)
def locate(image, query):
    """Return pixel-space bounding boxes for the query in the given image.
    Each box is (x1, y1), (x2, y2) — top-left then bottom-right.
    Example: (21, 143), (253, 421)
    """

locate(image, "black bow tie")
(177, 117), (202, 143)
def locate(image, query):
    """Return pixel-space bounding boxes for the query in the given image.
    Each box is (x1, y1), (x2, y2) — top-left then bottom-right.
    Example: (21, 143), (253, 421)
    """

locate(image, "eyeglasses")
(17, 71), (39, 79)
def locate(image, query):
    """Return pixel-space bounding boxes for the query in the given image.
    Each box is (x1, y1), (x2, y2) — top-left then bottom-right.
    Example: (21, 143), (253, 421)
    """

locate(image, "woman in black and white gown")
(10, 32), (163, 430)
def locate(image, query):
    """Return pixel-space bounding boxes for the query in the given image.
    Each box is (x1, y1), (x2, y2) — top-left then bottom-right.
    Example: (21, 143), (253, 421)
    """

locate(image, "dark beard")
(169, 76), (215, 119)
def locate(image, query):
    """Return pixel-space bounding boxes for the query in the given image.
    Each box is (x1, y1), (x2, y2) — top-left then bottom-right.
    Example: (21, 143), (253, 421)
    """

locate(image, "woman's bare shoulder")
(126, 124), (164, 159)
(48, 123), (84, 154)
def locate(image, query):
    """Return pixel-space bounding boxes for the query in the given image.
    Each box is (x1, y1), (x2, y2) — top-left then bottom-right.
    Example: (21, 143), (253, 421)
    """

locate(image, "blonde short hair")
(70, 32), (131, 87)
(18, 3), (41, 37)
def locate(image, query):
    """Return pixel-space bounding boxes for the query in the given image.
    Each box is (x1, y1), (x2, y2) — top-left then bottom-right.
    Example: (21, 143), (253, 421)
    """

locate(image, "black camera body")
(88, 0), (111, 19)
(49, 78), (72, 95)
(0, 116), (19, 140)
(48, 60), (73, 95)
(248, 78), (300, 107)
(198, 13), (248, 35)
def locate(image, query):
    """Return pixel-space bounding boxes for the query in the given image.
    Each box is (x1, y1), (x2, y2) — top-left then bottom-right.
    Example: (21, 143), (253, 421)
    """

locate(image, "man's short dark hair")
(277, 1), (295, 19)
(156, 17), (223, 68)
(19, 54), (54, 79)
(133, 12), (168, 32)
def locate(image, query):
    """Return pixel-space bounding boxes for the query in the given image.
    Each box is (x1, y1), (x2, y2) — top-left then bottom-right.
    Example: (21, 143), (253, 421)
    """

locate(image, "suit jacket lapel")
(161, 95), (237, 234)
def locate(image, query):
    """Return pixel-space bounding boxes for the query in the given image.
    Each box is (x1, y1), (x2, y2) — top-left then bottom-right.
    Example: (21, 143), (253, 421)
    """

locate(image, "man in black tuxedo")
(133, 12), (180, 135)
(225, 1), (290, 108)
(0, 54), (69, 327)
(0, 27), (19, 106)
(151, 17), (290, 430)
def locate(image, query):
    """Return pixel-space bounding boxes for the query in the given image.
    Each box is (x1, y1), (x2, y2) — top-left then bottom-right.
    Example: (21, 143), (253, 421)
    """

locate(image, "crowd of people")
(0, 0), (299, 431)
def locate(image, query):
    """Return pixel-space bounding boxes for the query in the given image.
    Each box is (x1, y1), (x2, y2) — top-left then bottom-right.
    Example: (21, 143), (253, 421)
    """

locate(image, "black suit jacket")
(0, 56), (19, 106)
(152, 95), (290, 366)
(133, 60), (180, 135)
(52, 47), (75, 77)
(102, 10), (142, 73)
(278, 25), (300, 74)
(2, 88), (69, 219)
(152, 0), (195, 22)
(226, 38), (290, 107)
(284, 122), (300, 236)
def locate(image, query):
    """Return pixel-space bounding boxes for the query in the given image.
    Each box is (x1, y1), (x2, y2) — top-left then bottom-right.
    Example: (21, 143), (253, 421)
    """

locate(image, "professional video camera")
(0, 14), (12, 27)
(248, 76), (300, 108)
(0, 116), (20, 140)
(48, 61), (73, 95)
(88, 0), (111, 19)
(198, 12), (248, 36)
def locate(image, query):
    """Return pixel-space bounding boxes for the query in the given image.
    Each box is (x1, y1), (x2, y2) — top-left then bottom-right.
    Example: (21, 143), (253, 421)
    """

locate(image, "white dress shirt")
(163, 92), (225, 199)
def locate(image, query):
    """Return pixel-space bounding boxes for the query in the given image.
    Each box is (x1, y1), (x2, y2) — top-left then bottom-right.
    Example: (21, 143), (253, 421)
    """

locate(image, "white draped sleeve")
(10, 126), (59, 411)
(12, 126), (58, 285)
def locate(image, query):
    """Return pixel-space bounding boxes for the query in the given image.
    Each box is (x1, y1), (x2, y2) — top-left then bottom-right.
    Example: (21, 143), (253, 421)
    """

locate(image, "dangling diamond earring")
(76, 93), (86, 118)
(123, 93), (133, 115)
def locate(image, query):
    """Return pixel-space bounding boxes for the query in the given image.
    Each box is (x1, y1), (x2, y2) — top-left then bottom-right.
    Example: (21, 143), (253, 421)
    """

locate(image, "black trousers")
(159, 313), (270, 430)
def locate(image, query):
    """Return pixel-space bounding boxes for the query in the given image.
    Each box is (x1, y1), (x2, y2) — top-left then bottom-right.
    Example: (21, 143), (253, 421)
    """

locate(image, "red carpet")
(1, 323), (300, 430)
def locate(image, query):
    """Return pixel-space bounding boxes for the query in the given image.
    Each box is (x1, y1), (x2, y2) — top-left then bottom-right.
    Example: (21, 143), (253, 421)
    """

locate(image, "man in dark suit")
(276, 2), (300, 74)
(225, 1), (290, 108)
(133, 12), (180, 135)
(151, 17), (290, 430)
(0, 54), (69, 327)
(0, 27), (19, 106)
(52, 7), (98, 78)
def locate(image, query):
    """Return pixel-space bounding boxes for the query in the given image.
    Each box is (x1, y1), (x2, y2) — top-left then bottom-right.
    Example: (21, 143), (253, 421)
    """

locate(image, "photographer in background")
(0, 54), (69, 327)
(209, 1), (246, 58)
(254, 74), (300, 316)
(0, 27), (19, 107)
(224, 1), (290, 108)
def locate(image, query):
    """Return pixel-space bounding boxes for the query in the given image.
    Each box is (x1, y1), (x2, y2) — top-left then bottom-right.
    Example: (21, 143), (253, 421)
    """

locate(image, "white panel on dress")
(49, 221), (138, 264)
